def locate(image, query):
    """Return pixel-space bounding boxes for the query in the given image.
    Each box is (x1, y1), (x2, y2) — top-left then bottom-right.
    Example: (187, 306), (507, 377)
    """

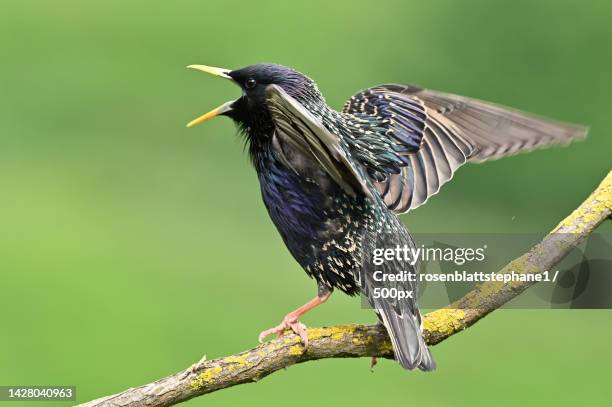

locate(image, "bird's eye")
(245, 78), (256, 89)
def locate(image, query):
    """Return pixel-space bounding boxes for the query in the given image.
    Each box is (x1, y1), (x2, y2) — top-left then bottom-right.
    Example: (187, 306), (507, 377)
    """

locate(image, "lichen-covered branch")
(78, 171), (611, 407)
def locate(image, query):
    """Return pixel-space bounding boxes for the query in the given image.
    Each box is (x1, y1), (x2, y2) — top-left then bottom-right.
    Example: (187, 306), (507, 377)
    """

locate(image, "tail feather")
(379, 307), (436, 371)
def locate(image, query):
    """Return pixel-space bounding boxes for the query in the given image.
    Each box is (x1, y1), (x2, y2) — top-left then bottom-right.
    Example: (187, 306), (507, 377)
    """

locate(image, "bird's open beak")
(186, 100), (234, 128)
(186, 64), (234, 128)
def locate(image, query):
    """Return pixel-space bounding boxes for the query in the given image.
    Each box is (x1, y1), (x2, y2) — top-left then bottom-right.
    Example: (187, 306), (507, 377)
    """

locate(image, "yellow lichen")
(423, 308), (466, 337)
(307, 325), (357, 342)
(379, 340), (394, 354)
(351, 335), (373, 346)
(191, 366), (222, 390)
(288, 345), (304, 356)
(458, 253), (544, 309)
(330, 330), (347, 341)
(282, 336), (297, 345)
(225, 354), (250, 366)
(307, 327), (332, 341)
(553, 171), (611, 234)
(223, 353), (253, 372)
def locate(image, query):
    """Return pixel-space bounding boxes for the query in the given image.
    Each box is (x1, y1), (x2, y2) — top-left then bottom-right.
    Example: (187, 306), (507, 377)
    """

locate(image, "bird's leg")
(258, 285), (332, 347)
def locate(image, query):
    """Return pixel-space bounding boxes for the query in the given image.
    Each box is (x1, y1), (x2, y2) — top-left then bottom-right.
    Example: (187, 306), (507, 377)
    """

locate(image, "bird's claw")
(258, 315), (309, 347)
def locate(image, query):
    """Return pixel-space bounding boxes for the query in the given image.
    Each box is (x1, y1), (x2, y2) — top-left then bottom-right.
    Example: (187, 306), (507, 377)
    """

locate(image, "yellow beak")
(186, 64), (234, 127)
(187, 64), (232, 79)
(186, 101), (234, 128)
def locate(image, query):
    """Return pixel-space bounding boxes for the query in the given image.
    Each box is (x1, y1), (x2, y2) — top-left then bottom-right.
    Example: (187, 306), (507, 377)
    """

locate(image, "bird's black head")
(186, 63), (324, 136)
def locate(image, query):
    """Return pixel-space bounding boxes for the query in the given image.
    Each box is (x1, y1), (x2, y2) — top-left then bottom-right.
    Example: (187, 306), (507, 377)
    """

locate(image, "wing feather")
(344, 84), (588, 213)
(266, 84), (373, 198)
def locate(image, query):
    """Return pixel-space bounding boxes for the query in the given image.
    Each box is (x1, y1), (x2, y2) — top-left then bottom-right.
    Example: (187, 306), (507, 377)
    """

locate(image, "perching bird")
(186, 63), (587, 371)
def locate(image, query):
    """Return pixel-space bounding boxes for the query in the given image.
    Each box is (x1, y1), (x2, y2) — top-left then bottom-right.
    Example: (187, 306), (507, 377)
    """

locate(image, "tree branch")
(78, 171), (611, 407)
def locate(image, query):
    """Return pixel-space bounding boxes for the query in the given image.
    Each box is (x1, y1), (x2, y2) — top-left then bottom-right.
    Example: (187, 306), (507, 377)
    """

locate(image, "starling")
(186, 63), (587, 371)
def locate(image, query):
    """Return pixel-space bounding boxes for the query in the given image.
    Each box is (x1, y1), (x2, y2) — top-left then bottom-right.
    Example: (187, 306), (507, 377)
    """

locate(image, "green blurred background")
(1, 0), (611, 406)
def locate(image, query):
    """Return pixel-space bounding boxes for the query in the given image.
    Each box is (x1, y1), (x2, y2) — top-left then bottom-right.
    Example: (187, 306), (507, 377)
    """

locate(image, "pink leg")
(258, 291), (332, 347)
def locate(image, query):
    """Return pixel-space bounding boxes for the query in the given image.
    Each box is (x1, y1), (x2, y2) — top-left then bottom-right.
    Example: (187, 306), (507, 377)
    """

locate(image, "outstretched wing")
(343, 84), (588, 213)
(266, 84), (372, 199)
